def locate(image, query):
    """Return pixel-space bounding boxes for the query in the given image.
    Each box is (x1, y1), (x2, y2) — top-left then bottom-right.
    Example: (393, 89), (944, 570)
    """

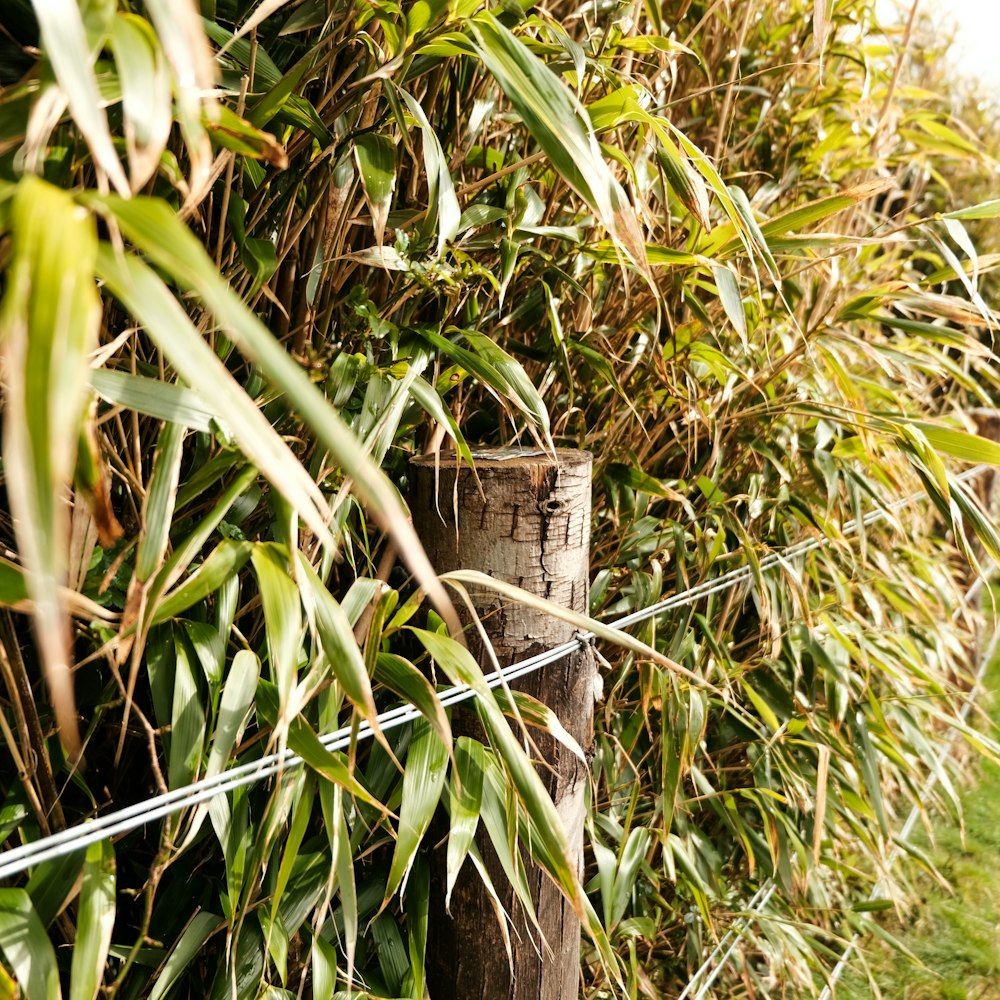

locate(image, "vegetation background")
(0, 0), (999, 997)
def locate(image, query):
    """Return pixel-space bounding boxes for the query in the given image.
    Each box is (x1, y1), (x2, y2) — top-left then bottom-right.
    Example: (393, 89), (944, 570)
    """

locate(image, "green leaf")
(206, 650), (260, 778)
(460, 329), (552, 443)
(468, 15), (648, 272)
(0, 889), (61, 1000)
(34, 0), (128, 192)
(148, 466), (258, 610)
(147, 912), (220, 1000)
(713, 264), (746, 339)
(284, 714), (384, 811)
(410, 628), (583, 910)
(170, 631), (206, 790)
(399, 90), (460, 257)
(136, 420), (186, 583)
(408, 375), (477, 470)
(90, 198), (458, 636)
(319, 782), (358, 982)
(251, 543), (303, 723)
(298, 556), (380, 732)
(446, 737), (486, 908)
(727, 184), (779, 283)
(912, 423), (1000, 466)
(69, 841), (116, 1000)
(151, 540), (252, 625)
(850, 711), (889, 839)
(311, 933), (338, 1000)
(90, 368), (220, 433)
(417, 326), (551, 441)
(741, 679), (781, 734)
(656, 137), (710, 229)
(375, 652), (451, 751)
(584, 241), (700, 267)
(407, 858), (431, 1000)
(205, 105), (288, 167)
(25, 852), (82, 929)
(108, 13), (171, 187)
(371, 914), (409, 996)
(1, 175), (101, 756)
(760, 179), (891, 237)
(492, 688), (585, 762)
(269, 774), (315, 932)
(944, 198), (1000, 220)
(439, 570), (708, 686)
(355, 133), (396, 247)
(612, 828), (651, 928)
(94, 245), (335, 549)
(141, 0), (215, 201)
(385, 721), (450, 901)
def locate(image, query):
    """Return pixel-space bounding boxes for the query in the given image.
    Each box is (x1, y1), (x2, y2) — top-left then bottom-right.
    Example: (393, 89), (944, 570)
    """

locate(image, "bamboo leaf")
(298, 556), (380, 731)
(416, 326), (551, 441)
(269, 774), (315, 930)
(142, 0), (215, 202)
(399, 90), (460, 257)
(251, 543), (303, 722)
(136, 421), (186, 582)
(944, 198), (1000, 220)
(355, 133), (396, 247)
(407, 857), (431, 1000)
(147, 912), (220, 1000)
(150, 466), (257, 606)
(911, 423), (1000, 466)
(151, 540), (253, 625)
(69, 841), (116, 1000)
(90, 368), (220, 434)
(94, 245), (334, 547)
(170, 631), (206, 790)
(207, 650), (260, 778)
(375, 652), (452, 751)
(32, 0), (128, 192)
(469, 14), (648, 273)
(272, 709), (385, 810)
(408, 375), (477, 469)
(410, 628), (583, 911)
(759, 180), (891, 237)
(446, 737), (486, 909)
(713, 264), (746, 339)
(90, 198), (459, 636)
(656, 137), (711, 229)
(0, 889), (61, 1000)
(108, 13), (171, 188)
(384, 720), (450, 901)
(1, 175), (101, 757)
(311, 933), (338, 1000)
(371, 914), (409, 995)
(439, 570), (710, 686)
(205, 105), (289, 168)
(320, 782), (358, 983)
(610, 827), (651, 928)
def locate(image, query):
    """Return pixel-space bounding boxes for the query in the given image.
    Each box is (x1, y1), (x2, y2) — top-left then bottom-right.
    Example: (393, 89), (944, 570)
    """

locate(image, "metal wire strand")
(0, 467), (985, 884)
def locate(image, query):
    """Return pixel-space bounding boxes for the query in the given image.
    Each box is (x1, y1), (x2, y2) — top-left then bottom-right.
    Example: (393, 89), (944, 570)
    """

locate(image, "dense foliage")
(0, 0), (999, 997)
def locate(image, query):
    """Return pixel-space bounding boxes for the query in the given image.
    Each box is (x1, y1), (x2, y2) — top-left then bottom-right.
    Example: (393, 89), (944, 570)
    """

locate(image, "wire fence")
(679, 464), (992, 999)
(0, 456), (990, 1000)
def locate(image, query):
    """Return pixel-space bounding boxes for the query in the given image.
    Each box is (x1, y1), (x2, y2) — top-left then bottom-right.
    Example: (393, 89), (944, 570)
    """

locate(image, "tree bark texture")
(411, 449), (594, 1000)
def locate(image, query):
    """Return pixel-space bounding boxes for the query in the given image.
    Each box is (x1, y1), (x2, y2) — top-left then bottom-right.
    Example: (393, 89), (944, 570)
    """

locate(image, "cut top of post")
(410, 448), (592, 470)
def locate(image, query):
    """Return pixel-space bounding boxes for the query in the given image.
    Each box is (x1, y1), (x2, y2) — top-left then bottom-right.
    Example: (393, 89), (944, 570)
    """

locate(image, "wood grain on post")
(411, 448), (595, 1000)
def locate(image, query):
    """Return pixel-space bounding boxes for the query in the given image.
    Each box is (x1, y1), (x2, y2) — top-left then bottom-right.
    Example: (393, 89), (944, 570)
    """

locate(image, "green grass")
(836, 661), (1000, 1000)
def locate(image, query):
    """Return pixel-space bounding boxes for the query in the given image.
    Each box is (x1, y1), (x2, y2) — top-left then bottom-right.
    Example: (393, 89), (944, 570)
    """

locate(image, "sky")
(878, 0), (1000, 90)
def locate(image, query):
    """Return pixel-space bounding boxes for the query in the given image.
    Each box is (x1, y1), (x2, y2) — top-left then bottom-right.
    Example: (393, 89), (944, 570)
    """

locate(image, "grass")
(836, 655), (1000, 1000)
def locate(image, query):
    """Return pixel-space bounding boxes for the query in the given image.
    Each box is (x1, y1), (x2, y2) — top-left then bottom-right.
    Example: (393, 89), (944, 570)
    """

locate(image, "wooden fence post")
(410, 448), (594, 1000)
